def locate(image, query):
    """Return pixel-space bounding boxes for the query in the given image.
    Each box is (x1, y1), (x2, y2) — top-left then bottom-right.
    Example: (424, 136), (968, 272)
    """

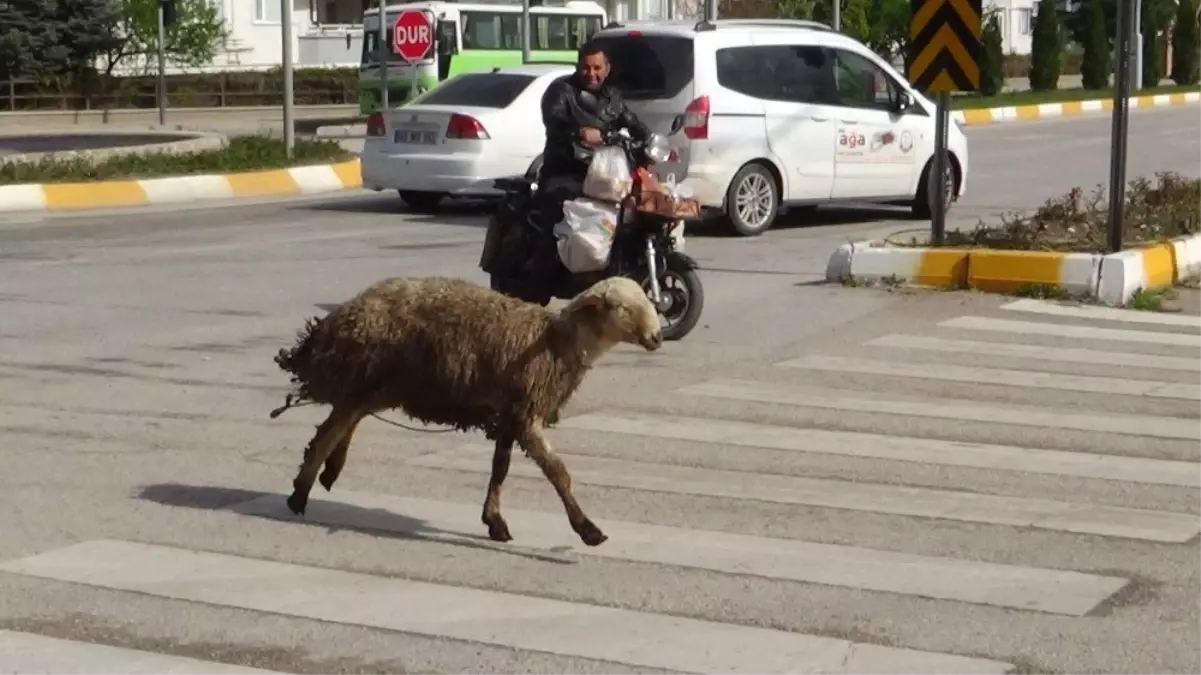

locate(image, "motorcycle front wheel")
(643, 253), (704, 341)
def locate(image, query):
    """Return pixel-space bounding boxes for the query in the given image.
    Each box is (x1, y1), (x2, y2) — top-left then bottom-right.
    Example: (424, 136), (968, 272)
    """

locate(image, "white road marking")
(557, 410), (1200, 487)
(0, 630), (279, 673)
(234, 491), (1129, 616)
(678, 379), (1201, 441)
(865, 334), (1200, 371)
(940, 316), (1200, 348)
(412, 447), (1201, 543)
(1001, 298), (1201, 329)
(778, 355), (1201, 400)
(0, 540), (1016, 675)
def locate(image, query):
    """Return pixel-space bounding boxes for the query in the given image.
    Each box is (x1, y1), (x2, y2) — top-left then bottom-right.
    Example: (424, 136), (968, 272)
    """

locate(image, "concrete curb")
(826, 233), (1201, 306)
(953, 90), (1200, 125)
(0, 159), (363, 213)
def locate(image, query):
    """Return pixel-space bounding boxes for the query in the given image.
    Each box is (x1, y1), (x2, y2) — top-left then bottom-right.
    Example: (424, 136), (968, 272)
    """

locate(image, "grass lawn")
(1, 135), (356, 185)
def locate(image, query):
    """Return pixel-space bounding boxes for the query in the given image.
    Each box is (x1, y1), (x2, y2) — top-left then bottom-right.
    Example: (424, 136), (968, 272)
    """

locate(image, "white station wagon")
(587, 18), (971, 236)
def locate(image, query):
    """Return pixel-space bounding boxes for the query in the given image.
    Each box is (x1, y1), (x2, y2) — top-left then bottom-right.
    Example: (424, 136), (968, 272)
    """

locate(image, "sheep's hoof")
(575, 519), (608, 547)
(286, 492), (308, 516)
(318, 470), (337, 492)
(483, 514), (513, 542)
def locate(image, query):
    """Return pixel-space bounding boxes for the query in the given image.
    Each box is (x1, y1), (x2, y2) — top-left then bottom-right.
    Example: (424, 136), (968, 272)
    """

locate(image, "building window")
(1015, 8), (1033, 34)
(256, 0), (282, 23)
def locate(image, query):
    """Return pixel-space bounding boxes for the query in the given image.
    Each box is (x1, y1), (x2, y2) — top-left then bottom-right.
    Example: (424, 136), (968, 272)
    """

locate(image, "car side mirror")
(669, 114), (685, 135)
(895, 91), (914, 112)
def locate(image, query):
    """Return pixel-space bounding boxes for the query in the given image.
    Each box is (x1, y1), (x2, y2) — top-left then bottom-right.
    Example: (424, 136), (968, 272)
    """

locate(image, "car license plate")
(393, 128), (438, 145)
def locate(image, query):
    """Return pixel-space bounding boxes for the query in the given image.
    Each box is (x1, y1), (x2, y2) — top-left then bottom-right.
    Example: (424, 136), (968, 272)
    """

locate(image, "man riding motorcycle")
(533, 42), (653, 257)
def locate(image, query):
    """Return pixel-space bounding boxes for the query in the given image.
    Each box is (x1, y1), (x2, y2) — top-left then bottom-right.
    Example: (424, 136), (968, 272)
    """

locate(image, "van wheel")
(399, 190), (445, 212)
(910, 155), (956, 220)
(724, 163), (778, 236)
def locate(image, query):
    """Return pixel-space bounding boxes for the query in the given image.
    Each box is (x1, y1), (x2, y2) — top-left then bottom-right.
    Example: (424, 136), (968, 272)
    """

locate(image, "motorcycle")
(478, 127), (705, 342)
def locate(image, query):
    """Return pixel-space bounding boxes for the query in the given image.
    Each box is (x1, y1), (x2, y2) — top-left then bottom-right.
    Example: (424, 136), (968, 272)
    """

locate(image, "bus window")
(533, 14), (601, 50)
(533, 16), (569, 50)
(461, 11), (521, 49)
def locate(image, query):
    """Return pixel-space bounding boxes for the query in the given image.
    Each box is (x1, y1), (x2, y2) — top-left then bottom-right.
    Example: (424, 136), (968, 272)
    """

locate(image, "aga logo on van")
(838, 130), (867, 149)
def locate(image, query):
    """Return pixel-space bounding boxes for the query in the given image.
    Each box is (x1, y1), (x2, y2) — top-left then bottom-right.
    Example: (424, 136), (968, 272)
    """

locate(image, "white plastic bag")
(582, 146), (632, 203)
(553, 197), (619, 273)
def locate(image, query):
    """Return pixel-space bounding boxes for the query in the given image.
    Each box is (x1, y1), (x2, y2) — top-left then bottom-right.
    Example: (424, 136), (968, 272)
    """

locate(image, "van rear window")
(588, 34), (694, 100)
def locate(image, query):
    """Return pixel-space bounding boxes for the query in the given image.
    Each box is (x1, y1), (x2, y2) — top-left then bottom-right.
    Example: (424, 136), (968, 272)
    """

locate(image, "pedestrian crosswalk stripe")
(1001, 298), (1201, 328)
(940, 316), (1201, 347)
(778, 355), (1201, 400)
(412, 446), (1201, 543)
(0, 540), (1018, 675)
(865, 334), (1201, 371)
(678, 379), (1201, 441)
(557, 410), (1200, 487)
(0, 630), (280, 674)
(233, 491), (1129, 616)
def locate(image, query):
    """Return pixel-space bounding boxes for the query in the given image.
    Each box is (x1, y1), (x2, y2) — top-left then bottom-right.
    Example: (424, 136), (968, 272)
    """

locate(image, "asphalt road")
(0, 105), (1197, 674)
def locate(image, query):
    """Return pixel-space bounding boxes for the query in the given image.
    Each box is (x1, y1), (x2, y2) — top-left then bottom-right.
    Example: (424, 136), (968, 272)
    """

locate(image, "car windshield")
(588, 34), (694, 100)
(409, 73), (537, 108)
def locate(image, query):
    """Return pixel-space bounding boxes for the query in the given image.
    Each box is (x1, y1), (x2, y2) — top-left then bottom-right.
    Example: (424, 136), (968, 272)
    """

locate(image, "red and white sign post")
(391, 9), (434, 62)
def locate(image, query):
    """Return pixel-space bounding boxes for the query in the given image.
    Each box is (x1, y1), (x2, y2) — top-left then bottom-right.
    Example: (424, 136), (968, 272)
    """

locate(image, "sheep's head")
(560, 277), (663, 353)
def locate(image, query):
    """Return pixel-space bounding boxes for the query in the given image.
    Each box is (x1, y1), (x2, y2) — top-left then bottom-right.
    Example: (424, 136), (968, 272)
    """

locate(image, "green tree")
(1080, 0), (1110, 89)
(978, 7), (1005, 95)
(1028, 0), (1062, 90)
(101, 0), (228, 75)
(0, 0), (122, 81)
(1143, 21), (1163, 86)
(1171, 0), (1200, 84)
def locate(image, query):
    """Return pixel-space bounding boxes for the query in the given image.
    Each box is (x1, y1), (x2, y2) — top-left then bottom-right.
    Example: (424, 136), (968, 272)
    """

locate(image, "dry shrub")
(940, 171), (1200, 252)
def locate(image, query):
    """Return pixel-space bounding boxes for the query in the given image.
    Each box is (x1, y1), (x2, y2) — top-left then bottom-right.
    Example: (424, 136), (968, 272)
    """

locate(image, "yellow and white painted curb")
(953, 90), (1201, 126)
(0, 159), (363, 213)
(826, 233), (1201, 306)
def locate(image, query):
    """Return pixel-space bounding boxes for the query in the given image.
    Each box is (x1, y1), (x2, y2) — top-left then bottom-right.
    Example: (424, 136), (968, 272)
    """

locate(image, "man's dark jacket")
(539, 73), (653, 180)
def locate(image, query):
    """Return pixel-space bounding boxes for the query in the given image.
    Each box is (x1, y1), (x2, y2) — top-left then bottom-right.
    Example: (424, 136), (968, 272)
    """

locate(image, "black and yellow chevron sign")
(908, 0), (983, 93)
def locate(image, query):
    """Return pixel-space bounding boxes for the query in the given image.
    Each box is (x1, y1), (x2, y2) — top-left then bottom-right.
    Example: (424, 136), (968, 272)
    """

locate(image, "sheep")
(269, 274), (664, 547)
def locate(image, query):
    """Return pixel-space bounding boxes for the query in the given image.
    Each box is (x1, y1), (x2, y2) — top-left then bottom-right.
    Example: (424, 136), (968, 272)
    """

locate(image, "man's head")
(576, 42), (610, 91)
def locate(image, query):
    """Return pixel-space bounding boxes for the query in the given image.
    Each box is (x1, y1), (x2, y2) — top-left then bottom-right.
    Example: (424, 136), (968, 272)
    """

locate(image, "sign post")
(392, 8), (434, 104)
(376, 0), (389, 115)
(1106, 0), (1136, 253)
(908, 0), (982, 245)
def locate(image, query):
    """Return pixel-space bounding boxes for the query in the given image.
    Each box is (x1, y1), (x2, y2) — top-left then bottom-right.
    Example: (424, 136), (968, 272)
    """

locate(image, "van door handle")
(809, 115), (829, 122)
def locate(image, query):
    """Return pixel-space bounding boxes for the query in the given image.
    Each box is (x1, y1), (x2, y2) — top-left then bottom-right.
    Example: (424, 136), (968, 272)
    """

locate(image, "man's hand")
(580, 127), (603, 147)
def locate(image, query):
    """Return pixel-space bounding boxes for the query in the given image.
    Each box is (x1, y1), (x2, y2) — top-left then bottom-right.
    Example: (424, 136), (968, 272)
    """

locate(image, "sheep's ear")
(561, 289), (606, 316)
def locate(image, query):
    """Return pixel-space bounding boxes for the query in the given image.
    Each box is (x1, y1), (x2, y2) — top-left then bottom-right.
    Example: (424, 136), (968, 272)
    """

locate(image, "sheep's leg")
(518, 424), (607, 547)
(287, 405), (360, 516)
(318, 411), (366, 492)
(481, 434), (515, 543)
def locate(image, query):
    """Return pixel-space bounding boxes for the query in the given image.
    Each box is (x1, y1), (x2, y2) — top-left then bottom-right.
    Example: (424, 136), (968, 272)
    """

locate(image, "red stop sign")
(391, 9), (433, 62)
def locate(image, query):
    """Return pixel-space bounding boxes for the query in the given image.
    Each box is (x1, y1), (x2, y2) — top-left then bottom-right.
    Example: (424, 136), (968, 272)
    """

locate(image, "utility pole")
(1133, 0), (1144, 90)
(833, 0), (840, 31)
(155, 0), (171, 126)
(281, 0), (295, 158)
(522, 0), (531, 63)
(704, 0), (717, 21)
(1106, 0), (1136, 253)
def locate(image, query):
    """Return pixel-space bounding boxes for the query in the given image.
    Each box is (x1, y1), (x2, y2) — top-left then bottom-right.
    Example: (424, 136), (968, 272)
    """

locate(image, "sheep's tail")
(269, 315), (323, 418)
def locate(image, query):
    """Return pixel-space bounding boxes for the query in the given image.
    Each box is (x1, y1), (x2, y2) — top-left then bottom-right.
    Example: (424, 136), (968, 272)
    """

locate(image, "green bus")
(359, 0), (608, 114)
